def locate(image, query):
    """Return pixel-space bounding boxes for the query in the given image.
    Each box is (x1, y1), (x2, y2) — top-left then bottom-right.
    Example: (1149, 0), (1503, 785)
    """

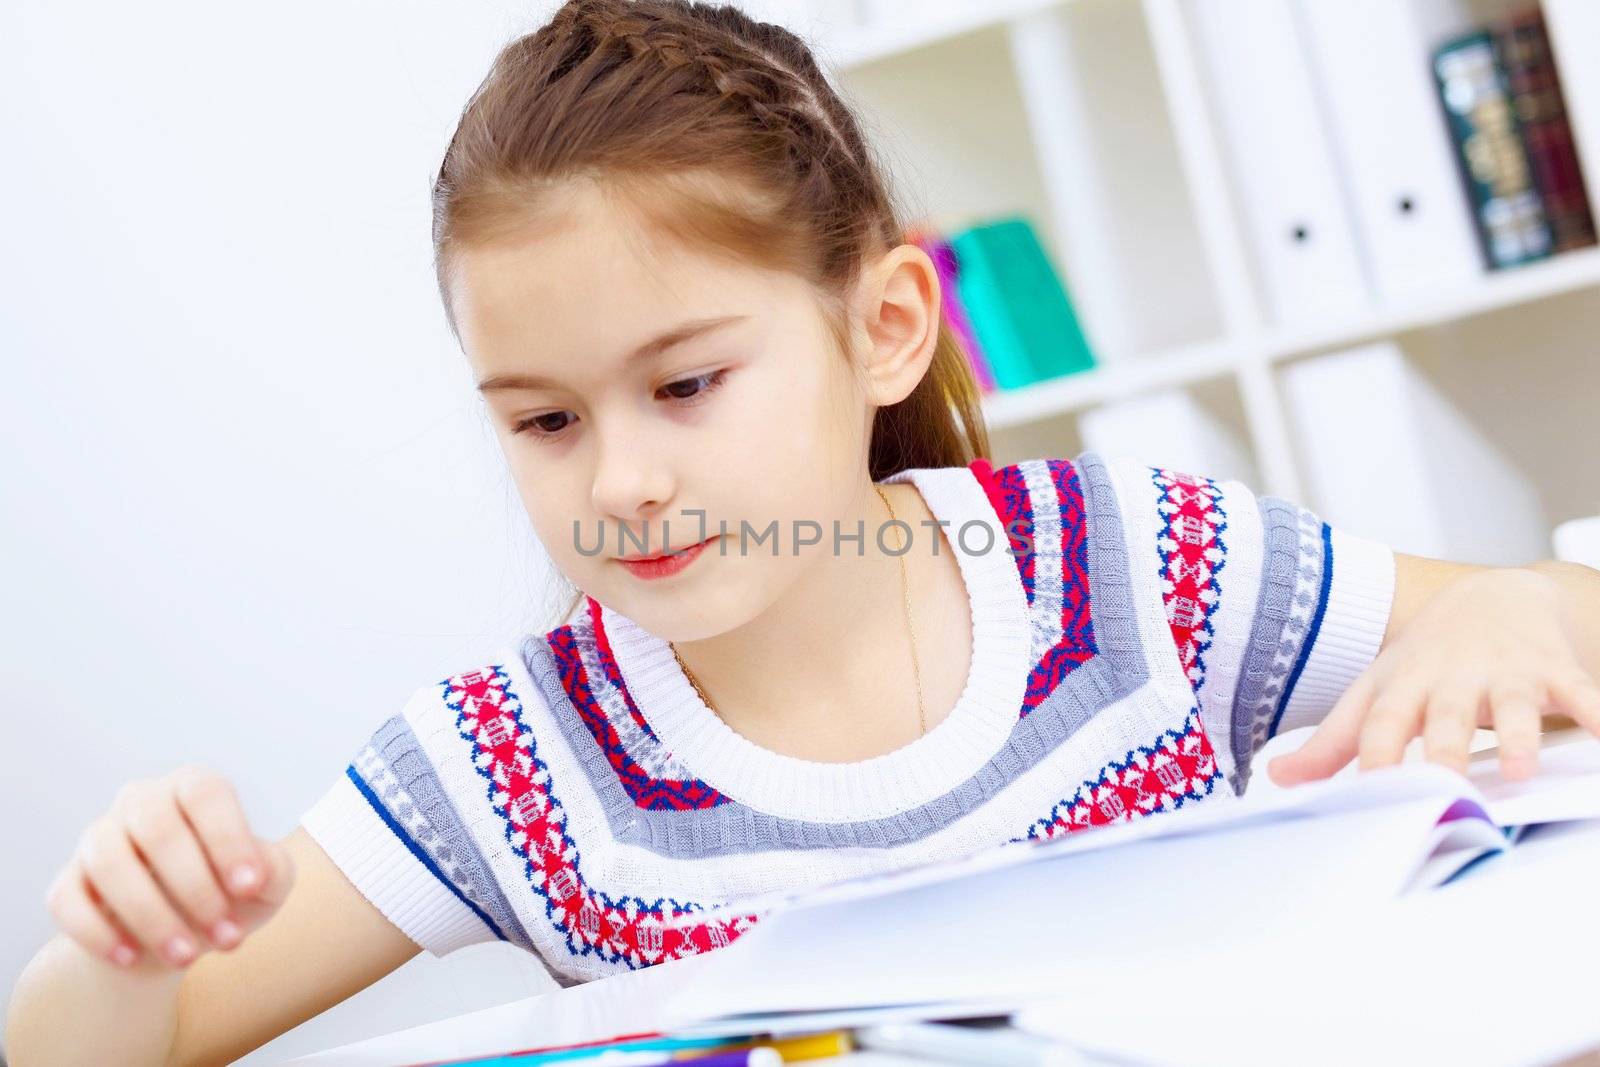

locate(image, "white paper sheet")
(1011, 820), (1600, 1067)
(662, 754), (1484, 932)
(1469, 731), (1600, 826)
(657, 797), (1471, 1029)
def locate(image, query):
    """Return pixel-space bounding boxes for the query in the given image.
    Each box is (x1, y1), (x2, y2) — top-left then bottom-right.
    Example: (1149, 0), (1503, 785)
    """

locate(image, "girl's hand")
(44, 765), (295, 972)
(1268, 568), (1600, 787)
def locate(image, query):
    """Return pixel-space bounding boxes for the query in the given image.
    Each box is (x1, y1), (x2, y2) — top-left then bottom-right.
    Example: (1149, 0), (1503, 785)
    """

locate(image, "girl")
(9, 1), (1600, 1063)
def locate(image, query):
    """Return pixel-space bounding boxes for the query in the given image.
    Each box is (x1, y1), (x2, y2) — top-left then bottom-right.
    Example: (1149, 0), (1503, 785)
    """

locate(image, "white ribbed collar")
(597, 463), (1034, 823)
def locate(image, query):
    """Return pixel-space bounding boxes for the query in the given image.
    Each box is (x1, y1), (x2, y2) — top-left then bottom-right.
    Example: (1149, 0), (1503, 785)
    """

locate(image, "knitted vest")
(301, 450), (1393, 985)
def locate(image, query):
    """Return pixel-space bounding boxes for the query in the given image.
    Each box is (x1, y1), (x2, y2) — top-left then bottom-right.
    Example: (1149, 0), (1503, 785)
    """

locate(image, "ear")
(852, 243), (941, 407)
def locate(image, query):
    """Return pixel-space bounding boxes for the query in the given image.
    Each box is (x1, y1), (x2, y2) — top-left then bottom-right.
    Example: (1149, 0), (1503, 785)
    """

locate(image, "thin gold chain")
(669, 483), (929, 738)
(878, 482), (928, 737)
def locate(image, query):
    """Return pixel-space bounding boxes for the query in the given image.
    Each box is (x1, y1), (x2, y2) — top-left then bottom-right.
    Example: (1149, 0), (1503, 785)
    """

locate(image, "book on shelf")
(1493, 5), (1598, 254)
(910, 215), (1096, 393)
(907, 226), (997, 394)
(1433, 27), (1554, 269)
(952, 215), (1096, 390)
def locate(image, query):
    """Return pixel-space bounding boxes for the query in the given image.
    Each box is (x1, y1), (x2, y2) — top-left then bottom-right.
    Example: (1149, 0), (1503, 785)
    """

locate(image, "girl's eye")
(657, 368), (728, 404)
(511, 411), (573, 438)
(509, 369), (729, 440)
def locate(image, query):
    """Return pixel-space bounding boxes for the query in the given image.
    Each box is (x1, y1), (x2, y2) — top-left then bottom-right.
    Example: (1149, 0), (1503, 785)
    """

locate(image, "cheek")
(508, 471), (587, 565)
(732, 353), (852, 459)
(506, 461), (544, 513)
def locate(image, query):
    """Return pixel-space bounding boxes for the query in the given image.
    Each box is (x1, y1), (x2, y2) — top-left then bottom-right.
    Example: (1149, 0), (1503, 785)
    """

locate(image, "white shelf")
(1259, 244), (1600, 364)
(981, 244), (1600, 431)
(981, 337), (1236, 430)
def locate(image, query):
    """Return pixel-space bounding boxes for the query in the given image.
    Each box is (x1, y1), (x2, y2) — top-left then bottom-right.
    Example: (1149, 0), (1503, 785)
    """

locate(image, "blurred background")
(3, 0), (1599, 1061)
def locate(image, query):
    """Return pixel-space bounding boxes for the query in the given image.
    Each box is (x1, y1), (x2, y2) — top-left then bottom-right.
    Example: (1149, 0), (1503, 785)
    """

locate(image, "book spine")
(948, 226), (1039, 390)
(1493, 9), (1597, 254)
(991, 218), (1095, 381)
(1433, 30), (1554, 269)
(914, 231), (997, 393)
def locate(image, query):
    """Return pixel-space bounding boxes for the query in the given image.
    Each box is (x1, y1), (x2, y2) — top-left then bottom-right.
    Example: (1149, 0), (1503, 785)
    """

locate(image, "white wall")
(1, 1), (574, 1060)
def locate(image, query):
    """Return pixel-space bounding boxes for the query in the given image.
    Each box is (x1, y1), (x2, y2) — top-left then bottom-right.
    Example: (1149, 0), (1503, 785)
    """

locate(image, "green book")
(1434, 29), (1552, 269)
(949, 216), (1095, 389)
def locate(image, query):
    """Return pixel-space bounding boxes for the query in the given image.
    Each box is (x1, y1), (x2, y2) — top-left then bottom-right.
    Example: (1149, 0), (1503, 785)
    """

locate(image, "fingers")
(220, 835), (298, 934)
(1265, 638), (1600, 790)
(1267, 671), (1375, 787)
(252, 835), (298, 908)
(78, 818), (205, 969)
(55, 766), (271, 972)
(1544, 668), (1600, 737)
(123, 785), (242, 952)
(44, 859), (140, 969)
(1487, 679), (1543, 781)
(1421, 682), (1481, 776)
(172, 765), (268, 898)
(1357, 682), (1428, 772)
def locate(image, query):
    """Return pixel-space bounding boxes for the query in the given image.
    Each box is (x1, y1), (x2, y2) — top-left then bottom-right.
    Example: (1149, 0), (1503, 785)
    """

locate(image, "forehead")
(450, 182), (788, 371)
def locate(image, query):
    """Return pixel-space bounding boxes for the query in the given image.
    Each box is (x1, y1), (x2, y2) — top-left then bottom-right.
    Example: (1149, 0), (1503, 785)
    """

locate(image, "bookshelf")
(785, 0), (1600, 565)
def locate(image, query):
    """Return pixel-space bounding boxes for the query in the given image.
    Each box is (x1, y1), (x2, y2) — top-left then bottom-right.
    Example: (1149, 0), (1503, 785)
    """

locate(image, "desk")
(288, 775), (1600, 1067)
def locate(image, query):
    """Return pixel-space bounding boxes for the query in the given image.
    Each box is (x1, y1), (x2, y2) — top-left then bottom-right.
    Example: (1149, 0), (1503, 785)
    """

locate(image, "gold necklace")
(669, 482), (929, 738)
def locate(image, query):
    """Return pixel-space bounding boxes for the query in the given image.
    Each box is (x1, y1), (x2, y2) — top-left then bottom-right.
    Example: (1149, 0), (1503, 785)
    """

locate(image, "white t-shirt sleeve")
(298, 685), (506, 958)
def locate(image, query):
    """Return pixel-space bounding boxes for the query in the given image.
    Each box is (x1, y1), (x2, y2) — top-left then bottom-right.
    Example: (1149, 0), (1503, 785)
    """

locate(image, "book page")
(659, 797), (1466, 1029)
(662, 755), (1478, 931)
(1469, 730), (1600, 826)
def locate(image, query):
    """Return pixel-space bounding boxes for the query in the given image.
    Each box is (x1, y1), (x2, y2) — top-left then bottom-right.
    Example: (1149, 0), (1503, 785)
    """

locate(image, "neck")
(671, 479), (935, 761)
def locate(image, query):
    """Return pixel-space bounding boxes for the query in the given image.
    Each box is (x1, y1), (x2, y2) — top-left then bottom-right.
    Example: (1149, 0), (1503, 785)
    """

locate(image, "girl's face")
(451, 179), (886, 641)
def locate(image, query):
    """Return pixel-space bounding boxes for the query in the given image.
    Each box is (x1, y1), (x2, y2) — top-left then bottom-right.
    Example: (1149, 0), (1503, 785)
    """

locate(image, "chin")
(622, 571), (766, 642)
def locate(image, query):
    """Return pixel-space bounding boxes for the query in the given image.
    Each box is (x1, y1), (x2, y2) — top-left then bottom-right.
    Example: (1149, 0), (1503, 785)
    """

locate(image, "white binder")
(1292, 0), (1485, 301)
(1277, 341), (1549, 566)
(1078, 387), (1261, 487)
(1182, 0), (1370, 325)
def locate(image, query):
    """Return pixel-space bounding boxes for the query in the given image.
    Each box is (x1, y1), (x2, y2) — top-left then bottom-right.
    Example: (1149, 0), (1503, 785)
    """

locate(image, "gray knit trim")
(354, 713), (535, 951)
(518, 449), (1150, 858)
(1228, 498), (1326, 792)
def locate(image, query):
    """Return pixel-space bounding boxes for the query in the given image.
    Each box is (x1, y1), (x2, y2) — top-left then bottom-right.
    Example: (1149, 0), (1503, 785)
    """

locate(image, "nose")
(590, 427), (675, 546)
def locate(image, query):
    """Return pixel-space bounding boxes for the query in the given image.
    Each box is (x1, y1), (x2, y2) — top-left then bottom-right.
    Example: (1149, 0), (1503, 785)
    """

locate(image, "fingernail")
(110, 943), (139, 968)
(164, 936), (195, 965)
(212, 919), (242, 948)
(230, 864), (259, 892)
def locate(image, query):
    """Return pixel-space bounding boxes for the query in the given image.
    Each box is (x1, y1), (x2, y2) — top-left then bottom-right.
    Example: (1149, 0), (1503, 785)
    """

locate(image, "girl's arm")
(1090, 451), (1598, 790)
(1268, 553), (1600, 784)
(5, 826), (420, 1067)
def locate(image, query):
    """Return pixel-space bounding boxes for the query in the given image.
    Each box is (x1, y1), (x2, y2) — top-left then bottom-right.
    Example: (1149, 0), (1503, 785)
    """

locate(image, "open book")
(287, 733), (1600, 1067)
(655, 730), (1600, 1037)
(664, 728), (1600, 933)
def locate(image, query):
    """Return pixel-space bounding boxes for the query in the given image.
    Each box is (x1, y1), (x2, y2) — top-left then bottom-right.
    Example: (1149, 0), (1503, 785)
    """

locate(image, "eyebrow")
(475, 314), (749, 393)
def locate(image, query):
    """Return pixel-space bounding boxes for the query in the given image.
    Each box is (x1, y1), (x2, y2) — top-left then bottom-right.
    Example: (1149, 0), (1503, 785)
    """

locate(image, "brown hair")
(430, 0), (991, 627)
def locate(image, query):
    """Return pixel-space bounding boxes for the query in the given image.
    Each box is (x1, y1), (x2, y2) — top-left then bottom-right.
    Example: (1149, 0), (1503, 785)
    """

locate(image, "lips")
(618, 541), (707, 562)
(615, 536), (717, 580)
